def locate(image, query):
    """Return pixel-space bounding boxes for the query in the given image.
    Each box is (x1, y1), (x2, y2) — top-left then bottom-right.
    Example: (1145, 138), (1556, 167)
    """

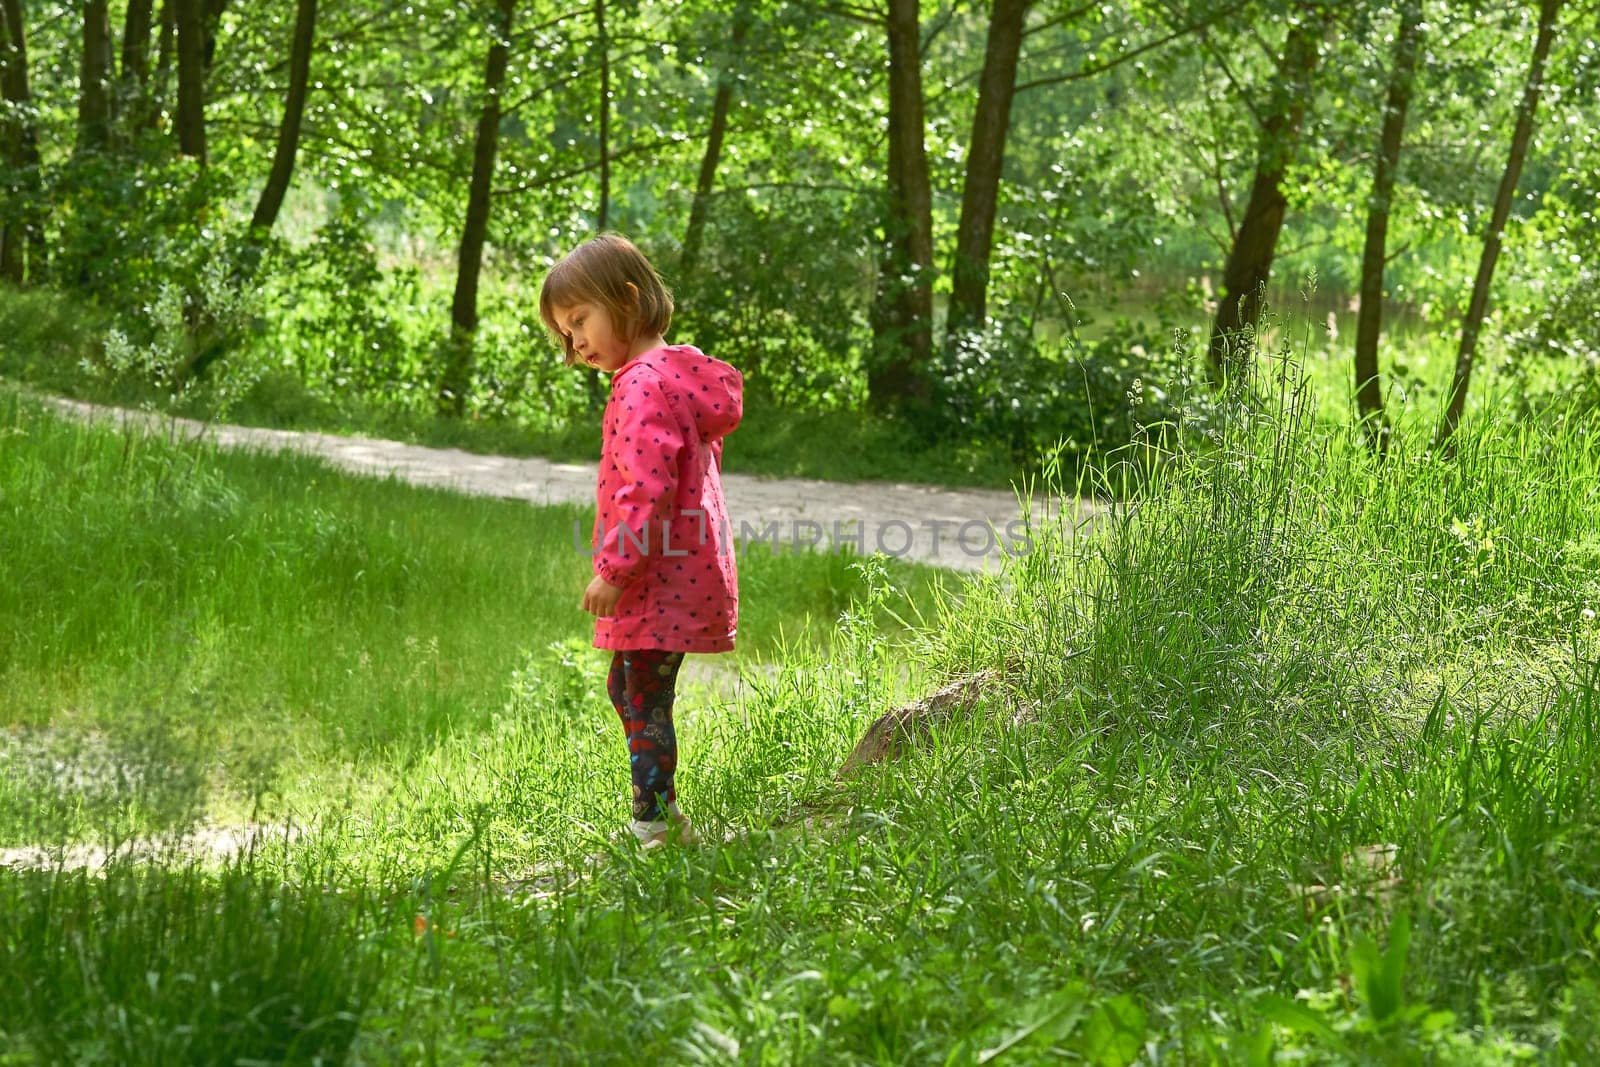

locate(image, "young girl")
(539, 233), (742, 851)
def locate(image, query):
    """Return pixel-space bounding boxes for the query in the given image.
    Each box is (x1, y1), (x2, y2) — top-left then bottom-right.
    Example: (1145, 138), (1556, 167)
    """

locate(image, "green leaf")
(977, 982), (1089, 1064)
(1076, 994), (1147, 1067)
(1239, 1023), (1276, 1067)
(1349, 933), (1384, 1013)
(1257, 994), (1340, 1043)
(1352, 911), (1412, 1025)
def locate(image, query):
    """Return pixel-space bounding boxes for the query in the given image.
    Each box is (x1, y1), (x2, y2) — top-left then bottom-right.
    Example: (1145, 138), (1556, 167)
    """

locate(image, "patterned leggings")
(606, 649), (685, 821)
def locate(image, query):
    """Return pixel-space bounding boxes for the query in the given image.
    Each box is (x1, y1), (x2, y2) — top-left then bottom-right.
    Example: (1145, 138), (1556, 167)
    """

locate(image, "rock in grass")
(836, 670), (997, 779)
(1288, 843), (1403, 915)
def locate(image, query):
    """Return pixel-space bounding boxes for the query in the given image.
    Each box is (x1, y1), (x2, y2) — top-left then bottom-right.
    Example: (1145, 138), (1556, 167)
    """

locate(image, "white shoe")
(629, 814), (699, 850)
(668, 813), (700, 846)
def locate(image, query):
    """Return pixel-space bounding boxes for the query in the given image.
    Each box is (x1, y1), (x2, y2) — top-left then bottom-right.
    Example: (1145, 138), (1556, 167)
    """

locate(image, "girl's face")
(554, 301), (630, 373)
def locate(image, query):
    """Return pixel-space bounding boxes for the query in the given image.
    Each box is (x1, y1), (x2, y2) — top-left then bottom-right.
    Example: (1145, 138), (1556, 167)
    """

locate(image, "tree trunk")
(1, 0), (22, 281)
(118, 0), (155, 135)
(155, 0), (175, 80)
(250, 0), (317, 235)
(150, 0), (174, 130)
(174, 0), (206, 161)
(1353, 0), (1422, 456)
(681, 11), (748, 278)
(77, 0), (115, 152)
(1435, 0), (1562, 447)
(596, 0), (610, 230)
(121, 0), (155, 90)
(202, 0), (228, 72)
(437, 0), (515, 417)
(945, 0), (1029, 346)
(1, 0), (45, 283)
(1205, 8), (1328, 384)
(869, 0), (935, 411)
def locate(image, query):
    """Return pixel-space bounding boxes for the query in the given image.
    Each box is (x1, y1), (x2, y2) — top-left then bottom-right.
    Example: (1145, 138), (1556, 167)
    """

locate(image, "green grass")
(0, 390), (954, 839)
(0, 858), (396, 1066)
(4, 312), (1600, 1062)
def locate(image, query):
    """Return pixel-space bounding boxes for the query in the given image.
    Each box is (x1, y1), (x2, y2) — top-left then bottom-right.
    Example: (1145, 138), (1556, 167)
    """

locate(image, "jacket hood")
(618, 344), (743, 442)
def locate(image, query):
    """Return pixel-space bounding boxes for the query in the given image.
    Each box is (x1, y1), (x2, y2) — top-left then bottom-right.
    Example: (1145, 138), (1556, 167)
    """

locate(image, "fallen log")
(836, 670), (998, 779)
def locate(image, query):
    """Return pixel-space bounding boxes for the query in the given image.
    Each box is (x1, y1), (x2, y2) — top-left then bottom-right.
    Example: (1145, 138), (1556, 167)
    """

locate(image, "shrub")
(930, 313), (1197, 472)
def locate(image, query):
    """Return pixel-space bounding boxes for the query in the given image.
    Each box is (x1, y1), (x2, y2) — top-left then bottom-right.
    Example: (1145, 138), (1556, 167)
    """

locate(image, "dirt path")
(40, 395), (1100, 573)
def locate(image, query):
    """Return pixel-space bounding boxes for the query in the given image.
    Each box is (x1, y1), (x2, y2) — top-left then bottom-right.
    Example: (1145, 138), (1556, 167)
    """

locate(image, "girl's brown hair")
(538, 233), (674, 365)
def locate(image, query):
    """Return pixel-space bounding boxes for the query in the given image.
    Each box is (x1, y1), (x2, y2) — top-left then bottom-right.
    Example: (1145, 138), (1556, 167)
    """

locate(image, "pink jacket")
(591, 344), (742, 653)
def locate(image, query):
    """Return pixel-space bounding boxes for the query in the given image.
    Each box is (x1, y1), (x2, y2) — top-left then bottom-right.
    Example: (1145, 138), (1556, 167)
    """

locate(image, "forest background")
(6, 2), (1600, 1062)
(3, 0), (1596, 485)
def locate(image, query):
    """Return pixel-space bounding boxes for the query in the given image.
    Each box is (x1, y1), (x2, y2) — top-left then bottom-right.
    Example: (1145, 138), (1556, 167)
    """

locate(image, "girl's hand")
(581, 574), (625, 616)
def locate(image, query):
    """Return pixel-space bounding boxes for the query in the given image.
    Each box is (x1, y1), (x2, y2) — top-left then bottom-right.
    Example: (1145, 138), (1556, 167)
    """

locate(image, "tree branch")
(1022, 1), (1098, 39)
(216, 117), (457, 176)
(1213, 149), (1236, 243)
(1015, 0), (1251, 93)
(492, 131), (691, 197)
(920, 1), (960, 56)
(1191, 24), (1264, 128)
(710, 180), (877, 198)
(800, 1), (883, 26)
(500, 42), (658, 116)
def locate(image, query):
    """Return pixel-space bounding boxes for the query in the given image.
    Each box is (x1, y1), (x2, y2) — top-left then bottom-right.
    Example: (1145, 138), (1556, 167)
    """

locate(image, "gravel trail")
(41, 395), (1101, 572)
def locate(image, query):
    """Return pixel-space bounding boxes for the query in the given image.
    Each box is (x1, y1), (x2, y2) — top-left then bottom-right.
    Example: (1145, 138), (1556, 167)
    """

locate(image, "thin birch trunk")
(437, 0), (516, 416)
(1353, 0), (1422, 455)
(1435, 0), (1562, 446)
